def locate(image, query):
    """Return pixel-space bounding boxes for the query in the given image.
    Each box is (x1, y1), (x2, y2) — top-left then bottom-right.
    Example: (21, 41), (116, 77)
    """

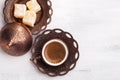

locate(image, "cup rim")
(42, 39), (69, 66)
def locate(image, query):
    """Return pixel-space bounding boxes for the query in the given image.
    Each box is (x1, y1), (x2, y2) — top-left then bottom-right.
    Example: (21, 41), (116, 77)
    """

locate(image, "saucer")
(31, 29), (79, 77)
(3, 0), (53, 35)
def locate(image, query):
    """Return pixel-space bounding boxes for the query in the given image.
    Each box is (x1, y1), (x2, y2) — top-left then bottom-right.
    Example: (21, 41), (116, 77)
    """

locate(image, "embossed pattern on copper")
(3, 0), (53, 35)
(0, 22), (32, 56)
(31, 29), (79, 77)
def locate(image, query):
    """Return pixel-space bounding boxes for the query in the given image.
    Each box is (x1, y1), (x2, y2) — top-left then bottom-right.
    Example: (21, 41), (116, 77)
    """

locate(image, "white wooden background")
(0, 0), (120, 80)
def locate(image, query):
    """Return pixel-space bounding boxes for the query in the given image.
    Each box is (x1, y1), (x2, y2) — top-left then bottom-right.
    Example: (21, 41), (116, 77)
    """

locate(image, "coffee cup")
(42, 39), (68, 66)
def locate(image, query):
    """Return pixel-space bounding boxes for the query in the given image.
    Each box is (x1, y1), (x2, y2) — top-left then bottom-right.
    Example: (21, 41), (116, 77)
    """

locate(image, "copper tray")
(31, 29), (80, 77)
(3, 0), (53, 35)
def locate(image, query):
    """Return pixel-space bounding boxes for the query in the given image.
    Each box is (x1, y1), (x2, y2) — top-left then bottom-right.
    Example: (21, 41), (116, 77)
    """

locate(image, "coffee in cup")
(42, 39), (68, 66)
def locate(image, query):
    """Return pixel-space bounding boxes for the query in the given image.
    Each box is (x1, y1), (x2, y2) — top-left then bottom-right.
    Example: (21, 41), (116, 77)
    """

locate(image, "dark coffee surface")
(44, 42), (66, 63)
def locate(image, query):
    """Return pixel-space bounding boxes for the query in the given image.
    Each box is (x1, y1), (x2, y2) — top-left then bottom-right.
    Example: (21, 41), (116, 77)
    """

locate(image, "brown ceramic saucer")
(3, 0), (53, 35)
(31, 29), (80, 77)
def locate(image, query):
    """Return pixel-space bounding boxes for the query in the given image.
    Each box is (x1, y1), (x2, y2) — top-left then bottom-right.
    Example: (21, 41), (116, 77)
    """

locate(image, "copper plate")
(3, 0), (53, 35)
(31, 29), (80, 77)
